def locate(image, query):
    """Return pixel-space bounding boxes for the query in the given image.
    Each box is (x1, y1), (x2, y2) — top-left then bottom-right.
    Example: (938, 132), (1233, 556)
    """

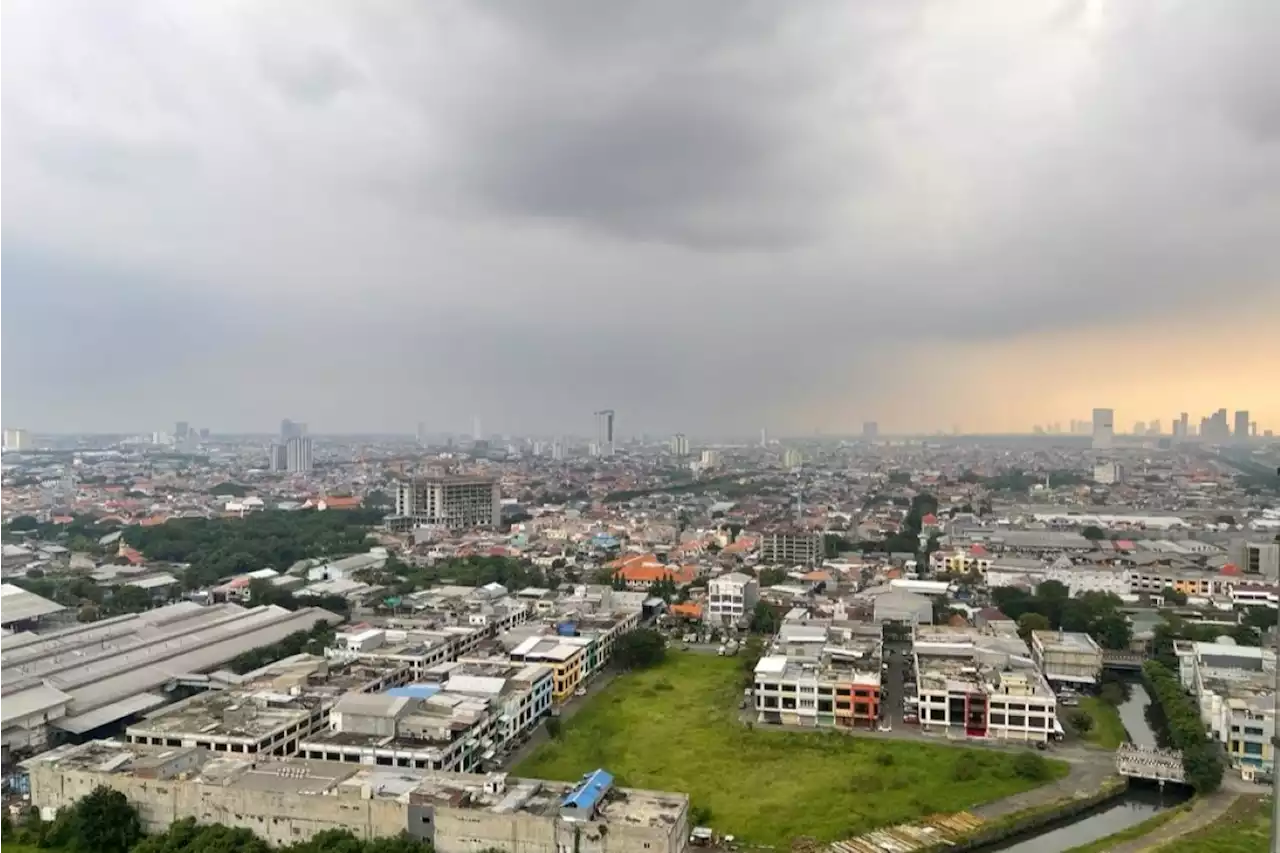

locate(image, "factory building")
(1, 602), (342, 763)
(24, 742), (689, 853)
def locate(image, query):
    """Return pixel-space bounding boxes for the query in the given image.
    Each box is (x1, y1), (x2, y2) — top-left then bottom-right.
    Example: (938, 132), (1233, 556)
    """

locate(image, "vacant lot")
(1078, 697), (1127, 749)
(515, 653), (1068, 845)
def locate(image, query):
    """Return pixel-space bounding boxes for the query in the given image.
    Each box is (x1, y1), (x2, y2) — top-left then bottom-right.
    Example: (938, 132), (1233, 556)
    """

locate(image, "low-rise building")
(1030, 630), (1103, 687)
(23, 742), (690, 853)
(759, 530), (825, 566)
(507, 636), (589, 702)
(420, 658), (554, 749)
(1175, 640), (1277, 778)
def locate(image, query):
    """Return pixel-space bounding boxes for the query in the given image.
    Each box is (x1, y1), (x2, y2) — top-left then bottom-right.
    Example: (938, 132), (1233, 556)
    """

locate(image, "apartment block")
(507, 636), (589, 702)
(752, 616), (883, 729)
(389, 476), (501, 531)
(759, 530), (825, 566)
(1174, 641), (1277, 779)
(419, 658), (553, 747)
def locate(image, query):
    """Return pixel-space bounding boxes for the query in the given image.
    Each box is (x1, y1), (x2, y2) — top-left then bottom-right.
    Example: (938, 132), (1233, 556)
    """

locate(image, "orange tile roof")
(668, 602), (703, 619)
(614, 564), (697, 585)
(322, 496), (362, 509)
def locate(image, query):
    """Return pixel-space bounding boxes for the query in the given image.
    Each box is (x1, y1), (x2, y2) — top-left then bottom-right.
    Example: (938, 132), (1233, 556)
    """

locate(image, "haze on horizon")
(3, 1), (1279, 437)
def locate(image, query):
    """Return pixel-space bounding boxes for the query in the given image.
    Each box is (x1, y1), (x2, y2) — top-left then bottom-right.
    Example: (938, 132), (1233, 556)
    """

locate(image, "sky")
(3, 0), (1279, 436)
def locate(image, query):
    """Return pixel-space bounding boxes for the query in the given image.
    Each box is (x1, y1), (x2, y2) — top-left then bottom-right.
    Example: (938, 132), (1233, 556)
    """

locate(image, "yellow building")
(508, 636), (588, 702)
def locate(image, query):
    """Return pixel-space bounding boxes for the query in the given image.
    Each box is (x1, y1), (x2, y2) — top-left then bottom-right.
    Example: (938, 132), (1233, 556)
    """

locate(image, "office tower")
(174, 421), (189, 440)
(1175, 412), (1188, 440)
(1091, 408), (1114, 450)
(280, 419), (306, 440)
(759, 427), (768, 447)
(1, 429), (31, 451)
(1093, 461), (1124, 485)
(416, 422), (426, 446)
(863, 421), (879, 440)
(391, 475), (500, 531)
(1131, 421), (1145, 436)
(551, 442), (565, 462)
(670, 434), (690, 456)
(783, 448), (804, 468)
(1234, 410), (1250, 441)
(1148, 420), (1161, 436)
(472, 416), (482, 442)
(285, 436), (313, 472)
(268, 443), (288, 472)
(594, 409), (615, 457)
(1251, 421), (1258, 437)
(199, 427), (210, 440)
(699, 449), (722, 468)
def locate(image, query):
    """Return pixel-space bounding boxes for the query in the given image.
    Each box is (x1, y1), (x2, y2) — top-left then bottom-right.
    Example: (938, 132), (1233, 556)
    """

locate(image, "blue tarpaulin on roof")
(561, 768), (613, 811)
(385, 684), (441, 700)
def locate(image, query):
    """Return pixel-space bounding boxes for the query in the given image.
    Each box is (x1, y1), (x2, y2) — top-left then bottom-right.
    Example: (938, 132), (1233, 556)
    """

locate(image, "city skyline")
(3, 2), (1280, 435)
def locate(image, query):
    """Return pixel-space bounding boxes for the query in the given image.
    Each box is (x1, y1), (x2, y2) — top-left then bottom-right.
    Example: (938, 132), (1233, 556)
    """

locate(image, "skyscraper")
(594, 410), (615, 457)
(174, 421), (189, 440)
(670, 434), (690, 456)
(1091, 408), (1114, 450)
(2, 429), (31, 451)
(416, 422), (426, 446)
(285, 436), (313, 472)
(759, 427), (768, 447)
(1234, 410), (1250, 441)
(268, 443), (288, 472)
(280, 419), (305, 440)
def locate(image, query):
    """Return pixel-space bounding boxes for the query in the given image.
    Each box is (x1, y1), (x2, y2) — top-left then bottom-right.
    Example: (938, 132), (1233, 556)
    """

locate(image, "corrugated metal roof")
(52, 692), (168, 734)
(0, 584), (66, 625)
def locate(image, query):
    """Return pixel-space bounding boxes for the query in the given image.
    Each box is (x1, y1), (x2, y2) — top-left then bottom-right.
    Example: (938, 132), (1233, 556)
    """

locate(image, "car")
(574, 687), (587, 697)
(1035, 741), (1048, 751)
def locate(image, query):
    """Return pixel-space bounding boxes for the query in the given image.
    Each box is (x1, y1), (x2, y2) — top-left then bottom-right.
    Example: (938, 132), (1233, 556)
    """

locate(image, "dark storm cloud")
(3, 0), (1279, 433)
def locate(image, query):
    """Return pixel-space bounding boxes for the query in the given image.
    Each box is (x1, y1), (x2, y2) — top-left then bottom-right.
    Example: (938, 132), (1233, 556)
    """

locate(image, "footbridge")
(1115, 744), (1186, 784)
(1102, 650), (1145, 671)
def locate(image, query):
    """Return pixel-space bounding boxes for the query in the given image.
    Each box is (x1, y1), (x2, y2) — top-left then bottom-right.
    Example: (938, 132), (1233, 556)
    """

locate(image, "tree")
(1081, 525), (1106, 541)
(613, 628), (666, 670)
(1182, 743), (1224, 794)
(1068, 709), (1093, 733)
(749, 601), (780, 635)
(1099, 681), (1126, 706)
(6, 515), (40, 532)
(546, 717), (563, 739)
(757, 567), (788, 587)
(1161, 586), (1188, 606)
(1017, 612), (1050, 643)
(65, 786), (142, 853)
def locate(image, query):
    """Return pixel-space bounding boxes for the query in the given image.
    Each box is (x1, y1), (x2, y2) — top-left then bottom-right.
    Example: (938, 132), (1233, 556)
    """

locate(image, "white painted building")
(706, 572), (759, 626)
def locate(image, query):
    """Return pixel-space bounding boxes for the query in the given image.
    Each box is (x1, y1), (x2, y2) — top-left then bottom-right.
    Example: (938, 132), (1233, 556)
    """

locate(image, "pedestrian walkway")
(1108, 790), (1240, 853)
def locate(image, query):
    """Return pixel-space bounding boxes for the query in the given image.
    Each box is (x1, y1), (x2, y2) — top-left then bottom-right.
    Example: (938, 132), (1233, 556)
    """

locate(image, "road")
(501, 667), (620, 770)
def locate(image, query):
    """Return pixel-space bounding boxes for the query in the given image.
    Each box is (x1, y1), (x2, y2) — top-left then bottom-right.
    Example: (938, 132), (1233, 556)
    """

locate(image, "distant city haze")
(2, 1), (1279, 434)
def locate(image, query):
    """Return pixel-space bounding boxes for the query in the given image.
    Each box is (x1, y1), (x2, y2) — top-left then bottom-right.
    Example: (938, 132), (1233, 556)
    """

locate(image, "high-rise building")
(783, 448), (804, 469)
(199, 427), (210, 441)
(594, 410), (615, 457)
(280, 419), (306, 441)
(551, 442), (565, 462)
(759, 427), (768, 447)
(699, 449), (722, 468)
(174, 421), (189, 440)
(670, 434), (690, 456)
(472, 416), (482, 442)
(1234, 410), (1250, 441)
(863, 421), (879, 440)
(391, 475), (501, 531)
(268, 443), (288, 472)
(2, 429), (31, 451)
(285, 436), (313, 472)
(1091, 408), (1114, 450)
(1174, 412), (1188, 440)
(416, 422), (426, 446)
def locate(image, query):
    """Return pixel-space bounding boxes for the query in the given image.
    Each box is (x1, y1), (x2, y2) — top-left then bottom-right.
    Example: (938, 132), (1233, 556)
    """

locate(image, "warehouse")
(0, 583), (66, 630)
(24, 741), (690, 853)
(1, 601), (342, 760)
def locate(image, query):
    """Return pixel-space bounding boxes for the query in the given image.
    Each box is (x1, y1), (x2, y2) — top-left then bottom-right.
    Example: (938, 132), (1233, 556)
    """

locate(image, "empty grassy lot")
(1077, 696), (1128, 749)
(1155, 795), (1271, 853)
(515, 653), (1069, 845)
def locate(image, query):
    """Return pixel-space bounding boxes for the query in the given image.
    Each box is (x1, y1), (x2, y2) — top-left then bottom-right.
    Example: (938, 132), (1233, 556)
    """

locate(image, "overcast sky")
(3, 0), (1279, 436)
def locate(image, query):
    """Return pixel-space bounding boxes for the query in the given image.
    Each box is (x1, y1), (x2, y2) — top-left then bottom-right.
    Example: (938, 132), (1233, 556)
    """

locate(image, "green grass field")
(515, 653), (1069, 845)
(1077, 697), (1128, 749)
(1155, 796), (1271, 853)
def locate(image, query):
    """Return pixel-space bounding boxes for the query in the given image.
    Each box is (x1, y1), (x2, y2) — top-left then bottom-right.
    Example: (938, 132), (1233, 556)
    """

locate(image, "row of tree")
(123, 509), (380, 590)
(227, 621), (338, 674)
(992, 582), (1132, 650)
(1142, 661), (1224, 793)
(2, 787), (437, 853)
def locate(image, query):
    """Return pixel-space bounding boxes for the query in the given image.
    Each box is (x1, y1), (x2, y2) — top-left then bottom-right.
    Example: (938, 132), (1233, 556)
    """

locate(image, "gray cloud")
(2, 0), (1279, 434)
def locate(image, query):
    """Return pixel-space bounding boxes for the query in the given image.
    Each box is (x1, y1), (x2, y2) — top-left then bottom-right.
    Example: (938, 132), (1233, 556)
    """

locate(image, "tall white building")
(1093, 461), (1124, 485)
(2, 429), (31, 451)
(285, 436), (313, 472)
(393, 475), (501, 531)
(670, 433), (690, 456)
(1092, 408), (1114, 450)
(706, 572), (759, 626)
(594, 409), (615, 456)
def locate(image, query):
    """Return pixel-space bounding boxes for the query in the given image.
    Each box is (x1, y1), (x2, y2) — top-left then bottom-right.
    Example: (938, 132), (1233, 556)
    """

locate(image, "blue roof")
(385, 684), (441, 700)
(561, 768), (613, 811)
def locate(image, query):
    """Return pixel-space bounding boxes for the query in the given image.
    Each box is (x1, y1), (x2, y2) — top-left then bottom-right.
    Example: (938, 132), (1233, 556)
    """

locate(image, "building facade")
(705, 572), (759, 626)
(391, 476), (501, 531)
(759, 531), (825, 566)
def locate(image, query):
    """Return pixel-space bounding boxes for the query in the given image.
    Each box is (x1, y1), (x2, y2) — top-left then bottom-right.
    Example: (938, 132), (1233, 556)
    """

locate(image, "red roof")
(1114, 540), (1135, 551)
(921, 513), (938, 525)
(668, 602), (703, 619)
(1222, 563), (1241, 576)
(970, 543), (989, 557)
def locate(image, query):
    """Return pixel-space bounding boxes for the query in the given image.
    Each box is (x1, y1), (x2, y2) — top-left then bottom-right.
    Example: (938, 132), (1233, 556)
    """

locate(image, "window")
(990, 713), (1006, 725)
(1028, 716), (1045, 729)
(930, 708), (945, 721)
(1009, 715), (1026, 727)
(1245, 727), (1265, 736)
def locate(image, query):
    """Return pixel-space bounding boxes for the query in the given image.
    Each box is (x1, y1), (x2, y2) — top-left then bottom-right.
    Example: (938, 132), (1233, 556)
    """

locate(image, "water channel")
(985, 683), (1192, 853)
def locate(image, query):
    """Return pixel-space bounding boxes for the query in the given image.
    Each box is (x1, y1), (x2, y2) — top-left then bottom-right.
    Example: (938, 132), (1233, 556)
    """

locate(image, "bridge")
(1115, 744), (1186, 784)
(1102, 650), (1145, 671)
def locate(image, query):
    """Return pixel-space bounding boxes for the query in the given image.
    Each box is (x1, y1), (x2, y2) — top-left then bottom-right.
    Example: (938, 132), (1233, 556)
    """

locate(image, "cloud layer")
(4, 0), (1279, 434)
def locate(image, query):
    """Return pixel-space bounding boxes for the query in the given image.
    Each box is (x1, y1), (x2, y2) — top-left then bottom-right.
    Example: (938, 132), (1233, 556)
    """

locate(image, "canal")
(984, 682), (1191, 853)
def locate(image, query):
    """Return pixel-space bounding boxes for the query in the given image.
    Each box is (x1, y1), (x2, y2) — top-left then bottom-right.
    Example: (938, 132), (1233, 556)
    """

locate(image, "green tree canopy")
(613, 628), (666, 670)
